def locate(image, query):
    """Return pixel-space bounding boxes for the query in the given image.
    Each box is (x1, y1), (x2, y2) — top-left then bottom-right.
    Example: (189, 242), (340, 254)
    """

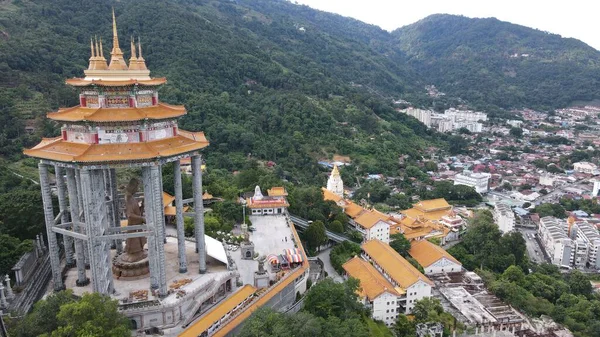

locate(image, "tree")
(0, 234), (33, 276)
(412, 297), (444, 323)
(0, 190), (47, 240)
(502, 265), (525, 284)
(304, 220), (327, 252)
(10, 290), (76, 337)
(567, 271), (592, 297)
(303, 278), (366, 320)
(389, 233), (411, 257)
(330, 241), (361, 274)
(509, 127), (523, 138)
(394, 314), (416, 337)
(534, 203), (567, 219)
(328, 220), (344, 233)
(50, 292), (130, 336)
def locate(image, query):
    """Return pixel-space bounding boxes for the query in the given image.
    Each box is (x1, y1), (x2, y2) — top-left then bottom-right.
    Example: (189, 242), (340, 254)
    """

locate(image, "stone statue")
(122, 178), (147, 262)
(113, 178), (150, 279)
(257, 255), (266, 274)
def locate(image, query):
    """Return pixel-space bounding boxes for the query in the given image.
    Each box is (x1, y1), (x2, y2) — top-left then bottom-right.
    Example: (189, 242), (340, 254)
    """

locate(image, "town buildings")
(538, 217), (573, 267)
(493, 202), (515, 234)
(398, 107), (487, 133)
(574, 162), (599, 175)
(453, 170), (491, 194)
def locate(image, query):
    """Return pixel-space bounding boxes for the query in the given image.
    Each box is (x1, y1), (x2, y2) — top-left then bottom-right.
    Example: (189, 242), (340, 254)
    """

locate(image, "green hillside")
(392, 14), (600, 111)
(0, 0), (436, 181)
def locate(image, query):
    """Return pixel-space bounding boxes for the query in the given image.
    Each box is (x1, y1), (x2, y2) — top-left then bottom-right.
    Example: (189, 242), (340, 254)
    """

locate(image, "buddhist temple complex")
(24, 12), (310, 335)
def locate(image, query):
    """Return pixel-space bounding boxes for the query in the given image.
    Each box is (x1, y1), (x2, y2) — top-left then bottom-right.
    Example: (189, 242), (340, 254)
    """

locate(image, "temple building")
(23, 11), (243, 332)
(246, 186), (289, 215)
(326, 164), (344, 197)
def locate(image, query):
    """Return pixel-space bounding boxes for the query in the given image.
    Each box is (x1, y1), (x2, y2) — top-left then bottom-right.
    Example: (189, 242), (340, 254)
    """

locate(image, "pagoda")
(24, 10), (209, 297)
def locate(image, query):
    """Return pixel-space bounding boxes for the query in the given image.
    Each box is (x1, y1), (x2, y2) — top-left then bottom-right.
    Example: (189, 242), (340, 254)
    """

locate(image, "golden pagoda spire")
(137, 36), (147, 70)
(108, 8), (128, 70)
(128, 36), (138, 70)
(90, 38), (95, 58)
(88, 37), (97, 70)
(95, 36), (100, 58)
(99, 37), (105, 58)
(331, 164), (340, 177)
(96, 36), (108, 70)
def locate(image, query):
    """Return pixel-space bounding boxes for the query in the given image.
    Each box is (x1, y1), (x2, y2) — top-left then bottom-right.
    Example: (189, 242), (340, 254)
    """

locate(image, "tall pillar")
(109, 169), (123, 254)
(4, 275), (13, 299)
(104, 169), (120, 252)
(55, 166), (75, 267)
(75, 170), (90, 267)
(158, 165), (166, 244)
(66, 168), (89, 286)
(80, 169), (113, 295)
(0, 283), (6, 308)
(173, 160), (187, 273)
(192, 155), (207, 273)
(38, 163), (64, 291)
(143, 166), (167, 296)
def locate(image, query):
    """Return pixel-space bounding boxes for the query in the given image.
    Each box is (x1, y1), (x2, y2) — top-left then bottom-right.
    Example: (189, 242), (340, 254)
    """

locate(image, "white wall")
(425, 257), (462, 275)
(404, 280), (432, 314)
(367, 221), (390, 243)
(372, 292), (400, 326)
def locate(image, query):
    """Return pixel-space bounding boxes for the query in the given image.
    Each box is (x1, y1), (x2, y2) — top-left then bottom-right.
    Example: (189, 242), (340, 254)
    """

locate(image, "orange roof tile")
(163, 192), (175, 207)
(408, 240), (461, 268)
(361, 239), (433, 288)
(345, 201), (366, 218)
(65, 77), (167, 86)
(412, 198), (451, 212)
(246, 197), (289, 209)
(354, 209), (390, 229)
(267, 187), (288, 197)
(179, 285), (257, 337)
(322, 187), (343, 203)
(343, 256), (398, 300)
(24, 131), (208, 164)
(47, 103), (185, 122)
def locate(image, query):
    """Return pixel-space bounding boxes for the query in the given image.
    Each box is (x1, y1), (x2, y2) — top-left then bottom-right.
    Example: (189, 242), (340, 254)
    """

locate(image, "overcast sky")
(294, 0), (600, 51)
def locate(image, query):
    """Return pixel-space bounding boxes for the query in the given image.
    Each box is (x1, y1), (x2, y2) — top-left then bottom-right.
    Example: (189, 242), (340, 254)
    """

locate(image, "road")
(517, 227), (548, 264)
(317, 247), (344, 283)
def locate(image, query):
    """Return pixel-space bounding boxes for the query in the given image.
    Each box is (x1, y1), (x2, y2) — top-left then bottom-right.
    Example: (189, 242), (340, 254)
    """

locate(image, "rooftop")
(362, 239), (432, 289)
(343, 256), (398, 301)
(47, 103), (185, 123)
(408, 240), (461, 268)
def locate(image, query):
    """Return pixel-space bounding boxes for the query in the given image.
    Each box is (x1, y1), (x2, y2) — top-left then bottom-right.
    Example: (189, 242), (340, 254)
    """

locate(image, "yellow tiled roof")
(345, 201), (366, 218)
(412, 198), (451, 212)
(47, 102), (185, 122)
(408, 240), (461, 268)
(343, 256), (398, 300)
(361, 239), (433, 288)
(179, 285), (257, 337)
(354, 209), (390, 229)
(322, 187), (343, 203)
(267, 186), (288, 197)
(65, 77), (167, 86)
(162, 192), (175, 207)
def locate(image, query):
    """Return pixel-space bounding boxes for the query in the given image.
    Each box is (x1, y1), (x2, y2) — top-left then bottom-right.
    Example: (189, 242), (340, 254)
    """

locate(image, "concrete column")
(66, 168), (89, 286)
(38, 163), (64, 291)
(192, 155), (207, 273)
(4, 275), (13, 299)
(75, 170), (90, 267)
(110, 169), (122, 254)
(80, 169), (113, 295)
(104, 169), (119, 252)
(158, 165), (166, 244)
(55, 166), (75, 267)
(142, 166), (167, 296)
(173, 160), (187, 273)
(0, 283), (6, 308)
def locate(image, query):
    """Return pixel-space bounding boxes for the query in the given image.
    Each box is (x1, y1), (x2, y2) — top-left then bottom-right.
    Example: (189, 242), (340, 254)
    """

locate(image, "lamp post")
(241, 198), (247, 227)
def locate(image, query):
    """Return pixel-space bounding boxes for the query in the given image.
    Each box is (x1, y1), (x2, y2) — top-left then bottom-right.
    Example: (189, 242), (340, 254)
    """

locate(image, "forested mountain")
(392, 14), (600, 111)
(0, 0), (436, 181)
(1, 0), (600, 180)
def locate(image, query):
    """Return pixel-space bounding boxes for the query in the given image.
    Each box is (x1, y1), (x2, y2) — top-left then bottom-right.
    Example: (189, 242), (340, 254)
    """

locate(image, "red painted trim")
(129, 97), (135, 107)
(93, 133), (99, 144)
(139, 131), (145, 142)
(61, 130), (67, 140)
(80, 96), (87, 107)
(173, 126), (178, 136)
(151, 96), (157, 106)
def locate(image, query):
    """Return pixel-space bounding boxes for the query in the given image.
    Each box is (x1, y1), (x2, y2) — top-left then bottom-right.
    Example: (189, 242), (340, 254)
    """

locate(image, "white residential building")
(575, 221), (600, 269)
(538, 217), (574, 267)
(493, 202), (515, 234)
(574, 162), (599, 175)
(539, 174), (556, 187)
(444, 108), (488, 123)
(453, 170), (490, 194)
(400, 107), (432, 127)
(408, 240), (462, 275)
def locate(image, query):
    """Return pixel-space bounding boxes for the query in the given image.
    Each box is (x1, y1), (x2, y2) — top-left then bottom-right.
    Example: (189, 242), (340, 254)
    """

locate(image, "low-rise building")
(493, 202), (515, 234)
(575, 221), (600, 269)
(246, 185), (289, 215)
(361, 239), (433, 314)
(342, 257), (400, 326)
(574, 162), (599, 175)
(408, 240), (462, 275)
(454, 170), (490, 194)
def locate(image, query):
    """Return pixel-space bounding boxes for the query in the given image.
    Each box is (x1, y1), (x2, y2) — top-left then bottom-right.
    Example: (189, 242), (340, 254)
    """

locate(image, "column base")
(179, 267), (188, 273)
(199, 268), (207, 274)
(53, 284), (66, 292)
(85, 264), (91, 270)
(65, 261), (76, 268)
(76, 278), (91, 287)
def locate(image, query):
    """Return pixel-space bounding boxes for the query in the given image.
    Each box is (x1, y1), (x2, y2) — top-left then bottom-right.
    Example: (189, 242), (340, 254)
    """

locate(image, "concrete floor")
(230, 215), (298, 285)
(317, 247), (344, 283)
(63, 236), (228, 302)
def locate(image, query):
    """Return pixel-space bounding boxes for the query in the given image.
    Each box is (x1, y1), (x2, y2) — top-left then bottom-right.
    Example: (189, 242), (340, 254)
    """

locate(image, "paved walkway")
(317, 248), (343, 283)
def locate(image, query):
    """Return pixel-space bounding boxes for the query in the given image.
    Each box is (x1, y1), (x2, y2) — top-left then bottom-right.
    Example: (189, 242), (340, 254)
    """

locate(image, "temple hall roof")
(47, 103), (185, 123)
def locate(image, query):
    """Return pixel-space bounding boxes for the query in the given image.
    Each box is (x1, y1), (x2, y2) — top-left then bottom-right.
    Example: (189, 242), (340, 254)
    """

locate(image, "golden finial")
(95, 36), (100, 58)
(90, 38), (95, 58)
(137, 36), (147, 70)
(99, 37), (104, 58)
(108, 8), (128, 70)
(128, 36), (138, 70)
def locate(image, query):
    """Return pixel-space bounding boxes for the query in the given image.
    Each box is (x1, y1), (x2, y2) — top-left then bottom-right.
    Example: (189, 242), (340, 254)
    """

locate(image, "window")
(386, 310), (389, 313)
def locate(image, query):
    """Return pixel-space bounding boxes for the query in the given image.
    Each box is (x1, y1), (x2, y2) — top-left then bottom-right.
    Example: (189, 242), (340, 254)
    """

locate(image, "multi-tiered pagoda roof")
(25, 10), (208, 165)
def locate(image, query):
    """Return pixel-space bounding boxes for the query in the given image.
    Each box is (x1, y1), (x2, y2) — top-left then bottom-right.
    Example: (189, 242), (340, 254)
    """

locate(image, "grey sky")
(294, 0), (600, 51)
